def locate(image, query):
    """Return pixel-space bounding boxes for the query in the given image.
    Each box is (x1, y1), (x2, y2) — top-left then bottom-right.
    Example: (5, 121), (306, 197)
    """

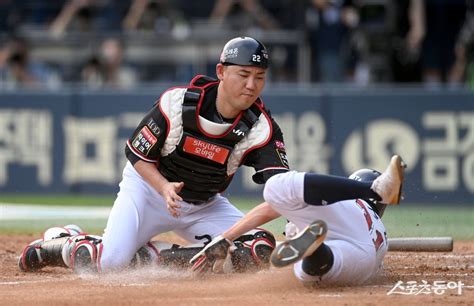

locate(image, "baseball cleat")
(371, 155), (406, 205)
(270, 220), (327, 268)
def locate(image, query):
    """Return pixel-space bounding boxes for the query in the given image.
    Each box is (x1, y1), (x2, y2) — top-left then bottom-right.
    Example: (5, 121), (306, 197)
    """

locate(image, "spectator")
(80, 55), (104, 89)
(452, 0), (474, 88)
(0, 37), (61, 89)
(0, 1), (64, 32)
(209, 0), (280, 31)
(422, 0), (466, 87)
(261, 0), (306, 82)
(49, 0), (126, 38)
(122, 0), (186, 36)
(389, 0), (425, 83)
(80, 38), (137, 89)
(0, 1), (15, 32)
(100, 38), (137, 88)
(305, 0), (359, 83)
(175, 0), (215, 23)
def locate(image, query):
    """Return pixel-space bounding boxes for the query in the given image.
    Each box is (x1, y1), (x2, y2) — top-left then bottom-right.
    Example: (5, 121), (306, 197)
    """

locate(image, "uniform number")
(356, 199), (385, 251)
(252, 55), (261, 62)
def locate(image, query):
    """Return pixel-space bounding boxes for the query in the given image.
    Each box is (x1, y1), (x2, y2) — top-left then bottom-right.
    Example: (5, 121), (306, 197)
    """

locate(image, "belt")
(187, 200), (207, 205)
(186, 195), (216, 205)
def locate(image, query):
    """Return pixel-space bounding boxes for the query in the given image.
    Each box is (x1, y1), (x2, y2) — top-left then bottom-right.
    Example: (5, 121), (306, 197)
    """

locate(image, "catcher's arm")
(189, 202), (280, 273)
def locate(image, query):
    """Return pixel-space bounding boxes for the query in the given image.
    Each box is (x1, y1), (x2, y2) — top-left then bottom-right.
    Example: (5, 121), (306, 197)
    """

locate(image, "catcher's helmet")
(348, 168), (381, 182)
(220, 37), (269, 69)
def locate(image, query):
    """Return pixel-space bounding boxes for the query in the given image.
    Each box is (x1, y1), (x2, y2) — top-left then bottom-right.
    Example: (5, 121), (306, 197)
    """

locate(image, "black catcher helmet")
(348, 168), (381, 182)
(349, 168), (387, 217)
(220, 37), (269, 69)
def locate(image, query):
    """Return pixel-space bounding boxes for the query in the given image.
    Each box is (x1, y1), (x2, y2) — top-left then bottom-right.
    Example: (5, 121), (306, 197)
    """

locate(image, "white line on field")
(398, 265), (474, 269)
(445, 265), (473, 269)
(388, 255), (474, 258)
(400, 263), (473, 269)
(104, 283), (150, 287)
(393, 273), (471, 276)
(0, 279), (60, 285)
(0, 203), (111, 220)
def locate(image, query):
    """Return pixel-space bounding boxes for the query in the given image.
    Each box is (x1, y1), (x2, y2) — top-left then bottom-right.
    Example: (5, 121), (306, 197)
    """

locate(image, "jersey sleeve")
(125, 102), (169, 164)
(243, 117), (290, 184)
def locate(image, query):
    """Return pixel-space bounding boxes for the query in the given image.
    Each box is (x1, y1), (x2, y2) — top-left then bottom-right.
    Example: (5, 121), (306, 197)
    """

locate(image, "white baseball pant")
(264, 171), (388, 285)
(99, 162), (244, 271)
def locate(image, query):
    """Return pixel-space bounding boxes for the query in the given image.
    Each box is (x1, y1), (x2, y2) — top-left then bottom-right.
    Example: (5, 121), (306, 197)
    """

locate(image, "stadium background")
(0, 1), (473, 305)
(1, 0), (472, 219)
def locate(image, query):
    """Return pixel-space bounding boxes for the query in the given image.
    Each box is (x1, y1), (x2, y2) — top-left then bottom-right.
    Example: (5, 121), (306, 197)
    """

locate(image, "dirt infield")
(1, 234), (472, 305)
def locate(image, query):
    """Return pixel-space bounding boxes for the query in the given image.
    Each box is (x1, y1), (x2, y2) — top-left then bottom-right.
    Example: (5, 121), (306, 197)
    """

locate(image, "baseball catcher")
(18, 225), (275, 274)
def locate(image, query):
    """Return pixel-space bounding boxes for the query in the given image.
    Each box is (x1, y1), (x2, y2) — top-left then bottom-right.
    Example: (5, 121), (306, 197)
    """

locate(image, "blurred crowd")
(0, 0), (472, 89)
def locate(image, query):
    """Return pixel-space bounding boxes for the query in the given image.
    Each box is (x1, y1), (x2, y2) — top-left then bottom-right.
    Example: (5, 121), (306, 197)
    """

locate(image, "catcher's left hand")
(189, 235), (233, 274)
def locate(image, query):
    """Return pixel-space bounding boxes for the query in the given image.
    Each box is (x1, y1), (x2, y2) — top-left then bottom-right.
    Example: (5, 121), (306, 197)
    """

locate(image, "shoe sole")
(270, 220), (327, 268)
(389, 155), (406, 205)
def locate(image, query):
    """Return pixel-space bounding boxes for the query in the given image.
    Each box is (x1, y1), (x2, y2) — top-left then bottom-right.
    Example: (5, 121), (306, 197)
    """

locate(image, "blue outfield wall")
(0, 87), (473, 205)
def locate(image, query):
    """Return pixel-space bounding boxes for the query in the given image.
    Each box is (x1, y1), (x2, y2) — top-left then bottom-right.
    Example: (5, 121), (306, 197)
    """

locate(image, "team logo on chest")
(182, 136), (230, 164)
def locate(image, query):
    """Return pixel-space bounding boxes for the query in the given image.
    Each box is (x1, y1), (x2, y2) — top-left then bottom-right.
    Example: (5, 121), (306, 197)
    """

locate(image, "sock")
(301, 243), (334, 276)
(303, 173), (382, 205)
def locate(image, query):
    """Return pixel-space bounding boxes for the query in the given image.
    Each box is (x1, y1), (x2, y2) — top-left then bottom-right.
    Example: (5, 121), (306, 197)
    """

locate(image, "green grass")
(383, 206), (473, 240)
(0, 219), (109, 235)
(1, 194), (267, 208)
(1, 195), (472, 240)
(1, 194), (116, 206)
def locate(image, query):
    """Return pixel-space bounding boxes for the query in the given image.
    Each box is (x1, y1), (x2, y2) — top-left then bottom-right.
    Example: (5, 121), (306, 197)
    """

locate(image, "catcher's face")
(216, 63), (266, 117)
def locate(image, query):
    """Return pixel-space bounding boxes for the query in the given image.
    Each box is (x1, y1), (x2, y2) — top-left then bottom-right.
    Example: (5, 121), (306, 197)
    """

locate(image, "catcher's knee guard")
(231, 228), (276, 272)
(130, 243), (158, 267)
(18, 224), (83, 272)
(70, 235), (102, 274)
